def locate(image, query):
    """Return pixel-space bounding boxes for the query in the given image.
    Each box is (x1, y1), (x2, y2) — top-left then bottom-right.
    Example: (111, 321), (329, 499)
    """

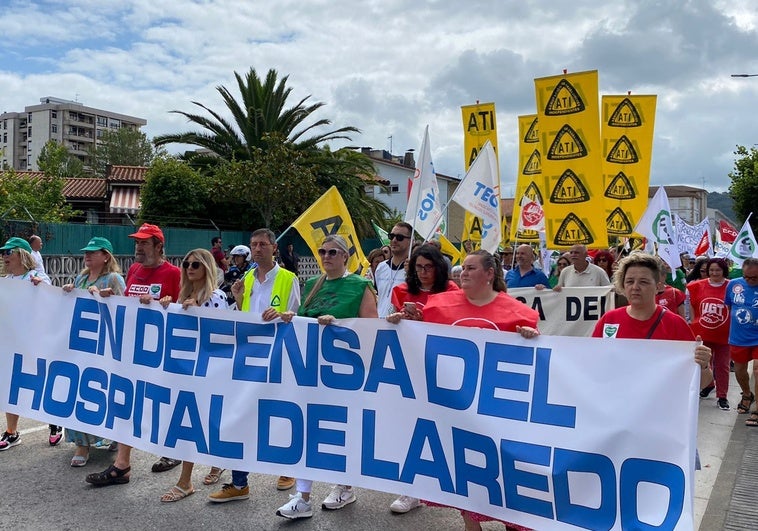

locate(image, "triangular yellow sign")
(524, 116), (539, 143)
(547, 124), (588, 160)
(550, 169), (590, 204)
(606, 135), (639, 164)
(554, 213), (594, 246)
(606, 207), (634, 235)
(522, 150), (541, 175)
(524, 181), (544, 204)
(607, 98), (642, 127)
(604, 171), (636, 199)
(544, 79), (586, 116)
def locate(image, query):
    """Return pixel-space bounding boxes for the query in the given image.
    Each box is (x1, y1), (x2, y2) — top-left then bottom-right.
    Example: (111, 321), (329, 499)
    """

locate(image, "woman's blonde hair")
(612, 251), (662, 294)
(16, 248), (37, 272)
(303, 235), (350, 309)
(178, 248), (218, 304)
(81, 250), (122, 278)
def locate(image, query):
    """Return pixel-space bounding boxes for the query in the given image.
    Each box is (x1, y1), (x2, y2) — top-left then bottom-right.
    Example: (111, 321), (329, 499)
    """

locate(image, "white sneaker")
(390, 495), (421, 513)
(276, 492), (313, 519)
(322, 484), (356, 510)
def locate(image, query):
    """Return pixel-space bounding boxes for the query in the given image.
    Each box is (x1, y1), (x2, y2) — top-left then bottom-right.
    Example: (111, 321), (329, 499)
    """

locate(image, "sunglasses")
(415, 264), (434, 273)
(182, 261), (202, 270)
(318, 248), (340, 257)
(388, 233), (409, 242)
(1, 249), (15, 256)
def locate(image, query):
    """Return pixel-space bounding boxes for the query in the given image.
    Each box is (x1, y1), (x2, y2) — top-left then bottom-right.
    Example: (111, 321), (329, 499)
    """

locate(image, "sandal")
(85, 464), (131, 486)
(160, 484), (195, 502)
(203, 466), (225, 485)
(738, 392), (755, 414)
(70, 454), (89, 467)
(152, 456), (182, 473)
(746, 411), (758, 427)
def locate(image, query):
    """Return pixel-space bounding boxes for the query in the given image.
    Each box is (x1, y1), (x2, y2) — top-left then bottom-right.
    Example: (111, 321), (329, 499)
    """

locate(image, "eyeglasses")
(1, 249), (15, 256)
(744, 276), (758, 281)
(182, 261), (202, 270)
(250, 241), (271, 248)
(388, 233), (409, 242)
(415, 264), (434, 273)
(318, 248), (340, 257)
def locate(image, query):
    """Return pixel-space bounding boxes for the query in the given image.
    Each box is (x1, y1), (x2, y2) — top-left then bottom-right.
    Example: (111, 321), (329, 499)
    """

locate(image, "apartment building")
(0, 96), (146, 171)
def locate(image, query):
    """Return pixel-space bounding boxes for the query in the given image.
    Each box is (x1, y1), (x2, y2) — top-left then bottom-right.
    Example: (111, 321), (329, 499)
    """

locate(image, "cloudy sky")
(2, 0), (757, 194)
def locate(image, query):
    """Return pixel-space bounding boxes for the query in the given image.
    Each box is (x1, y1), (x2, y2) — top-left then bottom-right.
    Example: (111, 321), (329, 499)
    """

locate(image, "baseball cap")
(230, 245), (251, 260)
(81, 237), (114, 254)
(128, 223), (164, 243)
(0, 237), (33, 253)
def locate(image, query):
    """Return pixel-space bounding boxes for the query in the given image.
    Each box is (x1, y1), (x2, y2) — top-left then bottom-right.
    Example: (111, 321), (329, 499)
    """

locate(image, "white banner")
(674, 215), (709, 255)
(0, 280), (697, 530)
(509, 286), (616, 337)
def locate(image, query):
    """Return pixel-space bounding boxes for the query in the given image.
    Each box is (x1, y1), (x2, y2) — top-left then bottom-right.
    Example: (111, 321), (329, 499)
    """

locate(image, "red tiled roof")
(107, 165), (147, 182)
(64, 178), (107, 198)
(4, 170), (45, 179)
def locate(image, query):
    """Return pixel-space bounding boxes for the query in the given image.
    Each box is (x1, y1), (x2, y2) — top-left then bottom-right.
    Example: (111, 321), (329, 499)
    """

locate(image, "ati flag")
(517, 192), (545, 232)
(634, 186), (681, 270)
(727, 218), (758, 267)
(290, 186), (368, 274)
(404, 126), (443, 240)
(449, 141), (502, 253)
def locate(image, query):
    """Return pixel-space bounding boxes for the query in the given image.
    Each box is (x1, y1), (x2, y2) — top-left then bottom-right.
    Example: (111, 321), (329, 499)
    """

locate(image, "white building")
(0, 97), (146, 171)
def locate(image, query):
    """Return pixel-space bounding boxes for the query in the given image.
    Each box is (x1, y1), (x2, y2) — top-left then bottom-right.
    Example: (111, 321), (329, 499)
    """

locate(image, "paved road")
(0, 375), (744, 531)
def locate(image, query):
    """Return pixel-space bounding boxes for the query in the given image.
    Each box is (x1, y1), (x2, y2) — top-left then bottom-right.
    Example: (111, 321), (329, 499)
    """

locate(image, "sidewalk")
(696, 370), (755, 530)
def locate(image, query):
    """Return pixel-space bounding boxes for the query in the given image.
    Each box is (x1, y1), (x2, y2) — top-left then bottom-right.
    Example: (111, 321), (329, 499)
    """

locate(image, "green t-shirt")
(299, 273), (373, 319)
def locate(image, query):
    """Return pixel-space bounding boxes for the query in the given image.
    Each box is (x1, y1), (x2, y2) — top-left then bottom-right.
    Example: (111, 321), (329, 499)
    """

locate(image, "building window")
(27, 113), (32, 123)
(51, 124), (57, 133)
(2, 133), (6, 143)
(110, 118), (121, 128)
(97, 116), (107, 127)
(51, 110), (57, 119)
(27, 126), (31, 136)
(390, 184), (400, 193)
(96, 129), (104, 138)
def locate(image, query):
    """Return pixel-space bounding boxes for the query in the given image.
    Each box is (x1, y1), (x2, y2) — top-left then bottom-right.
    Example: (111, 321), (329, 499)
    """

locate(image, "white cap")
(230, 245), (251, 261)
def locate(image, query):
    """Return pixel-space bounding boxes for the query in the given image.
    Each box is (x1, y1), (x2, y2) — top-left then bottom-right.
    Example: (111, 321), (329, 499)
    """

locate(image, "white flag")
(727, 217), (758, 266)
(404, 126), (442, 240)
(673, 214), (709, 255)
(449, 141), (501, 253)
(633, 186), (681, 270)
(517, 192), (545, 233)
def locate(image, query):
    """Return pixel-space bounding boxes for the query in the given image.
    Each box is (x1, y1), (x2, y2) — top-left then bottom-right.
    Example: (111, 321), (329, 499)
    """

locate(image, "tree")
(89, 128), (157, 176)
(153, 68), (358, 165)
(37, 140), (84, 178)
(0, 169), (76, 221)
(728, 145), (758, 230)
(139, 156), (209, 227)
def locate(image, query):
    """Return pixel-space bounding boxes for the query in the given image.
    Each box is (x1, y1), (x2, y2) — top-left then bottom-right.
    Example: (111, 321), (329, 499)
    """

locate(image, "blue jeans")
(232, 469), (248, 488)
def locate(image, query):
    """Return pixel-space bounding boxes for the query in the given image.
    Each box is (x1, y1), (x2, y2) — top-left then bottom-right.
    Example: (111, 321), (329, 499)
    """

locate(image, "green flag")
(372, 220), (390, 245)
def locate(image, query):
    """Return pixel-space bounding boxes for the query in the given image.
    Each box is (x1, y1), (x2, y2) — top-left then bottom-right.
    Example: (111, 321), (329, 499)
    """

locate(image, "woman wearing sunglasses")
(0, 237), (56, 452)
(157, 249), (228, 502)
(548, 252), (571, 288)
(275, 234), (377, 520)
(61, 237), (125, 466)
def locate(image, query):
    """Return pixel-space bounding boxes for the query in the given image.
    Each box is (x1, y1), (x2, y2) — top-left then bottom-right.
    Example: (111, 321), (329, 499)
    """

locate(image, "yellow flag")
(460, 102), (499, 255)
(535, 70), (607, 249)
(290, 186), (368, 274)
(437, 234), (462, 265)
(511, 114), (543, 242)
(601, 95), (657, 239)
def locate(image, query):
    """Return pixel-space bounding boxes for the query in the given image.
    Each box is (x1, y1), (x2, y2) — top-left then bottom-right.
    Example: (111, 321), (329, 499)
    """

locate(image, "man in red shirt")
(211, 236), (228, 273)
(86, 223), (181, 486)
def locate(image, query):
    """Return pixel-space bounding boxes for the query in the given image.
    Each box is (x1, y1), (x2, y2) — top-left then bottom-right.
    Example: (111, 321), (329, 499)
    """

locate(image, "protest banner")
(508, 286), (615, 336)
(0, 280), (697, 530)
(511, 114), (543, 243)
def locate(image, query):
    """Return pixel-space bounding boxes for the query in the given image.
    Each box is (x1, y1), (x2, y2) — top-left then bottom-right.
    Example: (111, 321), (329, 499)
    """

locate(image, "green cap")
(0, 237), (33, 253)
(81, 237), (114, 254)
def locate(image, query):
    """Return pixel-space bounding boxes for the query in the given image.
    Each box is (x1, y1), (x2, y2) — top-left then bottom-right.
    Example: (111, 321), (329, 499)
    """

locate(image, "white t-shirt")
(557, 262), (610, 288)
(31, 250), (45, 274)
(374, 259), (406, 317)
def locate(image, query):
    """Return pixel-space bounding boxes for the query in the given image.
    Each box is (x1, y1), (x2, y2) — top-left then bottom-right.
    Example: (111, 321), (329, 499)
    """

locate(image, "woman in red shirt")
(687, 258), (740, 411)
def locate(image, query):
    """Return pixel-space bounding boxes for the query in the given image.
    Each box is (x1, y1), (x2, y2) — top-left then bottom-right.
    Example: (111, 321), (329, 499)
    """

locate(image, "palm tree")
(153, 68), (358, 163)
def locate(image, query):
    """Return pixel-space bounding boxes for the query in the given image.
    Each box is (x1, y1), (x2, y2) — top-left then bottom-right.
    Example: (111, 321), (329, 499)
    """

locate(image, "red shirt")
(211, 247), (228, 272)
(125, 261), (181, 302)
(423, 290), (539, 332)
(655, 285), (685, 314)
(391, 280), (459, 310)
(687, 279), (730, 344)
(593, 306), (694, 341)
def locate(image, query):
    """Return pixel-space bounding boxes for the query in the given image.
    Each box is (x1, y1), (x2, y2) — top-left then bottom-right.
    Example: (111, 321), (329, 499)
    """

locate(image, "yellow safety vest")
(240, 266), (296, 312)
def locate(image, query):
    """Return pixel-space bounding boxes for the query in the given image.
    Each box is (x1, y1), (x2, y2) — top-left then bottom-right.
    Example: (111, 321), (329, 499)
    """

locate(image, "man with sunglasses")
(210, 227), (302, 502)
(374, 222), (413, 317)
(87, 223), (182, 487)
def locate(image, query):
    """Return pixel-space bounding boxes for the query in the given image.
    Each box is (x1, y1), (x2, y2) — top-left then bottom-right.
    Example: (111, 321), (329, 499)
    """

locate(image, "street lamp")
(731, 74), (758, 77)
